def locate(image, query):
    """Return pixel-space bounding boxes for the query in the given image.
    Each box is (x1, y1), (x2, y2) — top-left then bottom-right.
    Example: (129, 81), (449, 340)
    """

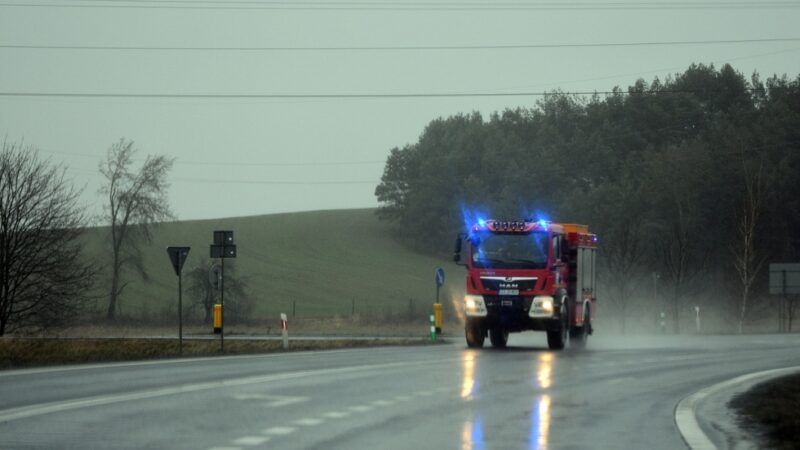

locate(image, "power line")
(2, 1), (799, 10)
(40, 148), (384, 167)
(4, 37), (799, 52)
(177, 159), (384, 167)
(173, 177), (378, 185)
(0, 88), (775, 100)
(63, 166), (379, 185)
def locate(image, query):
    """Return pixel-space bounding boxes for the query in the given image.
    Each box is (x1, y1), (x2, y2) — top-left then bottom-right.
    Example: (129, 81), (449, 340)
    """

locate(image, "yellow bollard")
(434, 303), (442, 334)
(213, 304), (222, 334)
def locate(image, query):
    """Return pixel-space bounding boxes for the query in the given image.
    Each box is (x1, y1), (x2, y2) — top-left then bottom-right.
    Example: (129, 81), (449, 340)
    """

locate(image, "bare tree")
(186, 259), (249, 324)
(731, 151), (767, 334)
(0, 140), (95, 335)
(651, 142), (711, 334)
(99, 138), (174, 320)
(590, 174), (648, 334)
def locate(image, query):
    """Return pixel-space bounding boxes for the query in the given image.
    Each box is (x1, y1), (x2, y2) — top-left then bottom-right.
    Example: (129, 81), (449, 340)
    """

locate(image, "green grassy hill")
(84, 209), (462, 324)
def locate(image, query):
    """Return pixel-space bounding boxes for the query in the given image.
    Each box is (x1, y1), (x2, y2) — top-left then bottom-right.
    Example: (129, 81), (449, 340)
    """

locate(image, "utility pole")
(210, 231), (236, 352)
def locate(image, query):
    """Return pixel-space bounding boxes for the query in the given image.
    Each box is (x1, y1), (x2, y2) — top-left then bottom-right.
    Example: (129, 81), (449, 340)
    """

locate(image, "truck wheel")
(465, 319), (485, 348)
(489, 327), (509, 348)
(570, 304), (590, 348)
(547, 301), (568, 350)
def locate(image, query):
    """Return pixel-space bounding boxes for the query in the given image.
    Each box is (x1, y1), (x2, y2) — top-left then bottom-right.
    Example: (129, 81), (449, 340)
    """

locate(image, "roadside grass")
(729, 373), (800, 450)
(81, 208), (464, 324)
(0, 336), (441, 370)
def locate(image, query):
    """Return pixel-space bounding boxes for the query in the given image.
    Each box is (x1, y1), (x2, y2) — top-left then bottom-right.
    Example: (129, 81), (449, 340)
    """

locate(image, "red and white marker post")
(280, 313), (289, 349)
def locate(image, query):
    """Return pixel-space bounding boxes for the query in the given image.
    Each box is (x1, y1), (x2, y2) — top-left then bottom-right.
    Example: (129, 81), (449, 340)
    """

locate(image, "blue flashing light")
(538, 219), (549, 229)
(460, 205), (492, 232)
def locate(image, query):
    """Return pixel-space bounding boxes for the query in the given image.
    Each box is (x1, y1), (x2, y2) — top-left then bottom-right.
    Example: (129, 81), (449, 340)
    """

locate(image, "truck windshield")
(470, 232), (549, 269)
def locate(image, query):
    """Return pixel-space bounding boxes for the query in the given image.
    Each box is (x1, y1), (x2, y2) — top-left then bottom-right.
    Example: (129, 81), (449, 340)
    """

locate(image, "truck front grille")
(480, 278), (538, 292)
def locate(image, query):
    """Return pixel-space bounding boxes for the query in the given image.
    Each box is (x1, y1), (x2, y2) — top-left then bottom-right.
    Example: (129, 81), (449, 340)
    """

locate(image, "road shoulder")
(675, 366), (800, 450)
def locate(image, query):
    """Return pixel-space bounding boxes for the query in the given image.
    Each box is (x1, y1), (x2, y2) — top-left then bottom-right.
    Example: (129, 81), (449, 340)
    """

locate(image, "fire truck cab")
(454, 219), (598, 350)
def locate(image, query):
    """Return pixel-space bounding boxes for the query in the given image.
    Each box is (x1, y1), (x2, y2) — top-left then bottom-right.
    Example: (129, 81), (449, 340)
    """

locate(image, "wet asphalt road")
(1, 332), (799, 450)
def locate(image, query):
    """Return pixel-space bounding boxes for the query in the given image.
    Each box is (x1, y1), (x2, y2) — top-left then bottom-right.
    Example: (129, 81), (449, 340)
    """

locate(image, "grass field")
(80, 208), (464, 329)
(730, 373), (800, 449)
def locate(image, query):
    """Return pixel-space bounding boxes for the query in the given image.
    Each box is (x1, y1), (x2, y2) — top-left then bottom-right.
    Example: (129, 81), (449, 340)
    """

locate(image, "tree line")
(375, 63), (800, 333)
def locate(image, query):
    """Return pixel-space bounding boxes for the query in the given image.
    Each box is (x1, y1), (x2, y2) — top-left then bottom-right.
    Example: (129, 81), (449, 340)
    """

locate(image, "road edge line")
(674, 365), (800, 450)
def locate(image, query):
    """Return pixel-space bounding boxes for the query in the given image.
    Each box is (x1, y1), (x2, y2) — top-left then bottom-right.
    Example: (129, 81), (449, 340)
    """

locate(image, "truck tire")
(570, 304), (590, 348)
(489, 327), (509, 348)
(465, 319), (485, 348)
(547, 301), (568, 350)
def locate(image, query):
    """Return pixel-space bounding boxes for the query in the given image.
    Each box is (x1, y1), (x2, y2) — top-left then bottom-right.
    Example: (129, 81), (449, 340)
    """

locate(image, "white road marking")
(233, 394), (309, 407)
(294, 418), (324, 426)
(323, 411), (350, 419)
(233, 436), (270, 446)
(348, 405), (374, 412)
(394, 395), (412, 401)
(675, 366), (800, 450)
(0, 359), (457, 423)
(263, 426), (296, 436)
(0, 347), (400, 378)
(417, 390), (434, 396)
(208, 447), (241, 450)
(371, 400), (395, 406)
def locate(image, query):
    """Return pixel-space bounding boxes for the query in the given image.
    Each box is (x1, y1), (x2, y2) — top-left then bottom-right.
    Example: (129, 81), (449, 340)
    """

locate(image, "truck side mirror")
(453, 234), (467, 266)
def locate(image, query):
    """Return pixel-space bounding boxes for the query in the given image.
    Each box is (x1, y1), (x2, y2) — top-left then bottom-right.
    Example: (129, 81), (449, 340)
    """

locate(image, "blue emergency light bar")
(472, 219), (546, 233)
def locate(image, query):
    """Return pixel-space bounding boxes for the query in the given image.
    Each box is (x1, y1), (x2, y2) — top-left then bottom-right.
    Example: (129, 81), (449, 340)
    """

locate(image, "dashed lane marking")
(263, 426), (297, 436)
(233, 436), (270, 446)
(394, 395), (412, 401)
(371, 400), (395, 406)
(323, 411), (351, 419)
(348, 405), (374, 412)
(294, 418), (324, 426)
(232, 394), (309, 407)
(208, 447), (241, 450)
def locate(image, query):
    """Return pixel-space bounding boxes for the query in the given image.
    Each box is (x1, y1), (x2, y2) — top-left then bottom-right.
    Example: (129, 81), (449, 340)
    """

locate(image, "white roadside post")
(281, 313), (289, 349)
(695, 306), (701, 334)
(430, 314), (436, 341)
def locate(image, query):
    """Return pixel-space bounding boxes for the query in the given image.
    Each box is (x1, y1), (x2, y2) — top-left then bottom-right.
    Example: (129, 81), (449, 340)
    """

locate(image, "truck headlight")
(530, 296), (555, 318)
(465, 295), (487, 317)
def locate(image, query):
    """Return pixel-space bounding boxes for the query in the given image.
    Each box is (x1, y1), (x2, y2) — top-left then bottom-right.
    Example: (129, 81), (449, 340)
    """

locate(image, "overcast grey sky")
(2, 1), (799, 221)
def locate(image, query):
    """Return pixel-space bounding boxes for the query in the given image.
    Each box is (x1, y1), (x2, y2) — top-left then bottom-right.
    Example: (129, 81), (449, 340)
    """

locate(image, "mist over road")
(1, 333), (798, 449)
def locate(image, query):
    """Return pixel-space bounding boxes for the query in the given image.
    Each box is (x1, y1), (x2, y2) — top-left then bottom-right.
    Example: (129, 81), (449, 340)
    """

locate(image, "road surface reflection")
(531, 352), (554, 449)
(459, 350), (554, 449)
(461, 352), (478, 399)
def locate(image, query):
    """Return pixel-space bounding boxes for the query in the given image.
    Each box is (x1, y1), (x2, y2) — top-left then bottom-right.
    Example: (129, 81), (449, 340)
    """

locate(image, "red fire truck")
(454, 219), (598, 349)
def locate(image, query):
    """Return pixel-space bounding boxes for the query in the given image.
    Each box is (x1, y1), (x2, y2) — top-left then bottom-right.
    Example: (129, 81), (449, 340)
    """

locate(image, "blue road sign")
(435, 267), (445, 287)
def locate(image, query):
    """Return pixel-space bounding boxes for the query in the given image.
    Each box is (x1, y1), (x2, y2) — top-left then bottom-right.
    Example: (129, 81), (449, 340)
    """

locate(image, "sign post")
(210, 231), (236, 352)
(166, 246), (190, 355)
(769, 263), (800, 332)
(434, 267), (444, 334)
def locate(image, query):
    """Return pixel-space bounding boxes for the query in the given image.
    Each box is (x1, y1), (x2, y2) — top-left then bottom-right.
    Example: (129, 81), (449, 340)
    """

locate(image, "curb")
(675, 366), (800, 450)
